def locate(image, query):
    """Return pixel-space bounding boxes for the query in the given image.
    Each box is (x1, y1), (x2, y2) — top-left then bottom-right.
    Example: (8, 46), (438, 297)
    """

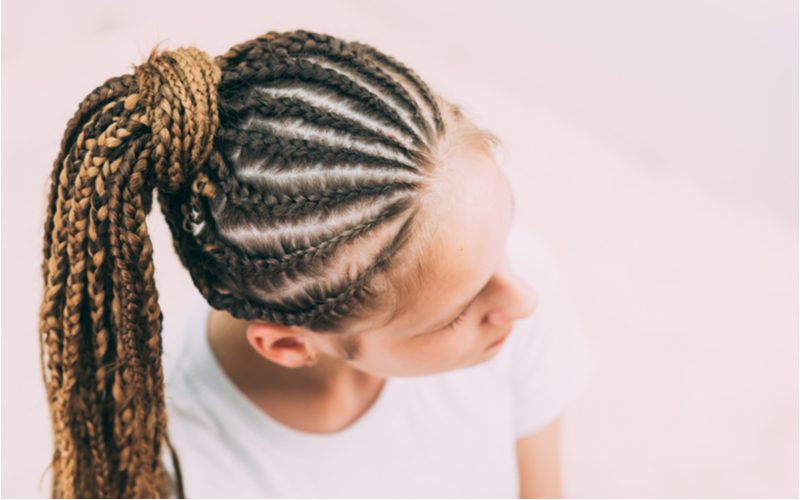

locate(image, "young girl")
(38, 29), (595, 498)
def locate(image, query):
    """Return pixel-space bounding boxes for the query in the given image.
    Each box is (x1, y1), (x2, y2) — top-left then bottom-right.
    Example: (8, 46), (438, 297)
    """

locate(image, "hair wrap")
(133, 45), (221, 193)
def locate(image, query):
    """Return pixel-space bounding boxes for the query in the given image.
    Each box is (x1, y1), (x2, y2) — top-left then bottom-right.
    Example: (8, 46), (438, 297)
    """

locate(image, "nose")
(487, 276), (539, 325)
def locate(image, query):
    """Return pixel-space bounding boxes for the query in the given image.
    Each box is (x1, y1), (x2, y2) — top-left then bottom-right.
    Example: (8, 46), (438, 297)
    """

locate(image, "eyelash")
(444, 310), (468, 330)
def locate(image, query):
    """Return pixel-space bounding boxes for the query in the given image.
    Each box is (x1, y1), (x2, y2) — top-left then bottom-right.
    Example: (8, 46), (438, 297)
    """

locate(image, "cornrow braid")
(39, 29), (455, 498)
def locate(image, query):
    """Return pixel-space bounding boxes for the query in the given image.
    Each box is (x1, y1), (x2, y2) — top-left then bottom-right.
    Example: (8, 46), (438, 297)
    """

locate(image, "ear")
(245, 321), (319, 369)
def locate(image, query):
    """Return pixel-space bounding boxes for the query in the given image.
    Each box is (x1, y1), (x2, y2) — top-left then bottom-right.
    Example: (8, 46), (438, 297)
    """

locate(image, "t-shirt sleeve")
(505, 226), (597, 440)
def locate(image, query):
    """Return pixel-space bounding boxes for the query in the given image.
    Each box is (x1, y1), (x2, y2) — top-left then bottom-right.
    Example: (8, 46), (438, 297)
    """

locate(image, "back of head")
(38, 29), (498, 498)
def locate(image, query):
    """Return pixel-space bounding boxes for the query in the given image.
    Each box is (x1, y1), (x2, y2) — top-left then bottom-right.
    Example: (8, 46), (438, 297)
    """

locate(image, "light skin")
(517, 416), (564, 498)
(207, 122), (563, 497)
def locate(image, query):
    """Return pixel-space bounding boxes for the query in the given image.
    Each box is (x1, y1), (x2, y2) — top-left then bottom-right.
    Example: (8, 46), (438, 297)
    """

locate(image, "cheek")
(356, 330), (479, 377)
(404, 328), (481, 369)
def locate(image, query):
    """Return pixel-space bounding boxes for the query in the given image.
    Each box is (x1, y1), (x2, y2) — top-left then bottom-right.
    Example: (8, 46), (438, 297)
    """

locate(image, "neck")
(206, 307), (380, 400)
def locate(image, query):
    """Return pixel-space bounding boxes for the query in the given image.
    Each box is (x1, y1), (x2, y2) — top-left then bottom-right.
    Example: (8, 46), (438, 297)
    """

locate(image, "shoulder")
(501, 225), (597, 438)
(162, 296), (237, 494)
(163, 294), (212, 383)
(162, 295), (223, 433)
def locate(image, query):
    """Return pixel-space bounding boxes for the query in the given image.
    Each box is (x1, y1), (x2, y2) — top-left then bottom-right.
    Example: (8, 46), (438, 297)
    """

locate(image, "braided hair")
(38, 29), (500, 498)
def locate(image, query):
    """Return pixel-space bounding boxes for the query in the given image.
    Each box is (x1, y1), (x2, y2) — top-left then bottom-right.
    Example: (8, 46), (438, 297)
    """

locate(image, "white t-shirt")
(162, 225), (596, 498)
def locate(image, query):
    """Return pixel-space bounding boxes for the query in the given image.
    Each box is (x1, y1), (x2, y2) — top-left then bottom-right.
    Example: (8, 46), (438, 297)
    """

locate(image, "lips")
(485, 324), (514, 351)
(486, 327), (513, 350)
(487, 334), (509, 348)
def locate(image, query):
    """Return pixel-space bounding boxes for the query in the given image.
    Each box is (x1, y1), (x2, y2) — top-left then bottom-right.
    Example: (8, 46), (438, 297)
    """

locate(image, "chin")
(468, 350), (497, 367)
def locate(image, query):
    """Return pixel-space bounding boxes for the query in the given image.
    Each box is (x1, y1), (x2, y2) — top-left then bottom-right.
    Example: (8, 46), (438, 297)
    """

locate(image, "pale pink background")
(2, 0), (797, 498)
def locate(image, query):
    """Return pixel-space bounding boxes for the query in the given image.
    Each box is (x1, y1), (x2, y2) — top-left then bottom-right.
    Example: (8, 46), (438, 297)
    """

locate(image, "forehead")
(374, 136), (513, 335)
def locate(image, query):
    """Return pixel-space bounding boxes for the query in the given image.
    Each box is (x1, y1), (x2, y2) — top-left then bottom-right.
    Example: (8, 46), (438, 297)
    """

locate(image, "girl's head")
(39, 29), (536, 498)
(244, 106), (539, 377)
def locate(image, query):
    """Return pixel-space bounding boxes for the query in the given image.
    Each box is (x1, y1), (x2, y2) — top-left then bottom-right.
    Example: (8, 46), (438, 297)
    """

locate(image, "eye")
(443, 309), (468, 330)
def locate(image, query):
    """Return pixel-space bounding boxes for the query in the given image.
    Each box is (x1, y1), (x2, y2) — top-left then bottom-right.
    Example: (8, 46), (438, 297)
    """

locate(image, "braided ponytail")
(39, 44), (219, 497)
(39, 29), (500, 498)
